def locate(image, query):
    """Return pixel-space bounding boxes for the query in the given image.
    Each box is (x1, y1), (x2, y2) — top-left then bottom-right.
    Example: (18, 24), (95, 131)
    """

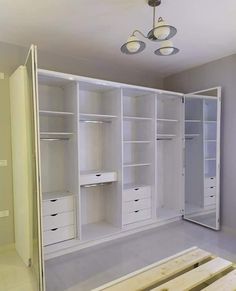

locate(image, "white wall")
(0, 41), (163, 88)
(164, 54), (236, 234)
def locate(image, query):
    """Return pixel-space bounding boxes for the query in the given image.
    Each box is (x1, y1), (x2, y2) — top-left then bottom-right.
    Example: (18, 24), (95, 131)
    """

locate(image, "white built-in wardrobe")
(9, 47), (221, 278)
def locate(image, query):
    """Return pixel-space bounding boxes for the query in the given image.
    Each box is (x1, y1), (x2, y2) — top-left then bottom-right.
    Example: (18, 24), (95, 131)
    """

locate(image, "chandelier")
(121, 0), (179, 56)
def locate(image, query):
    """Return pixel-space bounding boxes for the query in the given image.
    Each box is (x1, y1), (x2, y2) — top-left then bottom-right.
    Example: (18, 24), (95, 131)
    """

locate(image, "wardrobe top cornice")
(38, 68), (184, 98)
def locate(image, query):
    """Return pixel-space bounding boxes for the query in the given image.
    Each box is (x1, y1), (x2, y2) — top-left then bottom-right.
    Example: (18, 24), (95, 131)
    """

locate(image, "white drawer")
(204, 187), (216, 196)
(123, 186), (151, 202)
(43, 196), (74, 216)
(43, 211), (74, 231)
(204, 195), (216, 206)
(43, 225), (75, 246)
(205, 177), (216, 187)
(123, 198), (151, 213)
(123, 208), (151, 225)
(80, 171), (117, 186)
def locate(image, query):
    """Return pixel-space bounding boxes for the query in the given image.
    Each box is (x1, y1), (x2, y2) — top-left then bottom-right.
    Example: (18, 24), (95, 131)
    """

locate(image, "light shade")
(121, 36), (146, 55)
(148, 17), (177, 42)
(155, 40), (179, 56)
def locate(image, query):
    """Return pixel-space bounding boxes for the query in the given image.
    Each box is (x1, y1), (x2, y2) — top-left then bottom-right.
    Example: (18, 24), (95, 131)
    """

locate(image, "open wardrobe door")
(183, 87), (221, 230)
(25, 45), (45, 290)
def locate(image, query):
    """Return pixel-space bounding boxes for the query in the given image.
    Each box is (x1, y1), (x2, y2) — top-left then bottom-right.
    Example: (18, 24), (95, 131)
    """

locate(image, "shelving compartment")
(79, 81), (119, 117)
(38, 74), (79, 244)
(79, 84), (122, 240)
(80, 183), (120, 241)
(184, 98), (204, 215)
(123, 89), (154, 118)
(123, 143), (152, 167)
(156, 94), (183, 220)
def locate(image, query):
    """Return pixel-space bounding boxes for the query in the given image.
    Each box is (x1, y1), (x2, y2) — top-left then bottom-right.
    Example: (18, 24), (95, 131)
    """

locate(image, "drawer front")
(204, 195), (216, 206)
(123, 208), (151, 225)
(123, 186), (151, 202)
(205, 177), (216, 187)
(204, 187), (216, 196)
(43, 196), (74, 216)
(80, 172), (117, 185)
(43, 211), (74, 231)
(123, 198), (151, 213)
(43, 225), (75, 246)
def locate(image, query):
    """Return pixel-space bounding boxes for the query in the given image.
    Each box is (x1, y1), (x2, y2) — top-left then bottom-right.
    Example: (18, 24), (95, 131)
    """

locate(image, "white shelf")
(40, 132), (74, 136)
(42, 191), (73, 201)
(123, 163), (151, 168)
(157, 118), (178, 122)
(185, 119), (202, 123)
(80, 113), (117, 122)
(157, 134), (176, 138)
(39, 110), (74, 116)
(82, 222), (120, 242)
(185, 134), (200, 137)
(204, 120), (217, 123)
(123, 183), (149, 190)
(205, 139), (217, 142)
(124, 116), (152, 121)
(205, 158), (216, 161)
(123, 140), (152, 144)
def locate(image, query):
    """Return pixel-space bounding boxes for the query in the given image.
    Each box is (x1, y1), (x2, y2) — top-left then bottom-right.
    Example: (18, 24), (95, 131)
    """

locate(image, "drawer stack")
(204, 177), (216, 207)
(123, 186), (152, 225)
(42, 192), (75, 246)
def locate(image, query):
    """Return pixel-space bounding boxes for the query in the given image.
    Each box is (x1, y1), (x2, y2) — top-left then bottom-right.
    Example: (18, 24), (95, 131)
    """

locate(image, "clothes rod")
(157, 138), (173, 141)
(81, 182), (112, 188)
(80, 120), (111, 124)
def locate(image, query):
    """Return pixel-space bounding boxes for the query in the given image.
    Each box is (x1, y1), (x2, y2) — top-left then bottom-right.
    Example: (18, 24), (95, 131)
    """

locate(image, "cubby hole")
(81, 184), (120, 241)
(123, 143), (151, 166)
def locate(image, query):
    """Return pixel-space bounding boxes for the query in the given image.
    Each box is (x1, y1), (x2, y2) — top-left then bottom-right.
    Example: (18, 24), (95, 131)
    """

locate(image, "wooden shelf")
(123, 163), (151, 168)
(39, 110), (74, 116)
(157, 118), (178, 122)
(124, 116), (152, 121)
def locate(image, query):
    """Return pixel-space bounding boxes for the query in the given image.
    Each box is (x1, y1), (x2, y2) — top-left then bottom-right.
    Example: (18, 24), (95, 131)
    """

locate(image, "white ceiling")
(0, 0), (236, 78)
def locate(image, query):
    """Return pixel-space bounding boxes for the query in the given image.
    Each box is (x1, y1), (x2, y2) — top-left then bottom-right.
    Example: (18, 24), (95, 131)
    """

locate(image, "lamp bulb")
(159, 40), (174, 56)
(126, 36), (141, 53)
(154, 19), (170, 40)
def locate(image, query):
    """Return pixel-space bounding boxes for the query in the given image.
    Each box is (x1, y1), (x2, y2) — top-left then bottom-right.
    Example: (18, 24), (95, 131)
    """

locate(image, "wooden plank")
(94, 248), (211, 291)
(202, 269), (236, 291)
(152, 257), (233, 291)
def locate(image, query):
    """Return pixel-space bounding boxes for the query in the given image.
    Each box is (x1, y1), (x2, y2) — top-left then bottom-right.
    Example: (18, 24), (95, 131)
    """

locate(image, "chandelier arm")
(153, 6), (156, 29)
(132, 30), (148, 39)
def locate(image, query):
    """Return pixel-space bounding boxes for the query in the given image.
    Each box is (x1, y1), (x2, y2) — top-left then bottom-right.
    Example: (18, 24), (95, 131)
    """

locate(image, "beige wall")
(164, 54), (236, 234)
(0, 76), (14, 246)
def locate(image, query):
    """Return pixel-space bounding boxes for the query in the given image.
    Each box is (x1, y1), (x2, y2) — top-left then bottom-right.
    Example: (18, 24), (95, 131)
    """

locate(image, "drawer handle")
(51, 213), (58, 217)
(134, 199), (139, 202)
(210, 187), (214, 189)
(134, 188), (139, 191)
(210, 195), (214, 198)
(96, 174), (101, 177)
(50, 199), (58, 202)
(51, 228), (58, 231)
(210, 178), (214, 180)
(134, 210), (140, 213)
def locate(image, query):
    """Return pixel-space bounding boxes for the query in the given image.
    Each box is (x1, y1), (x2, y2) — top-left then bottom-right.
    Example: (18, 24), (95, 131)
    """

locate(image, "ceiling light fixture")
(121, 0), (179, 56)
